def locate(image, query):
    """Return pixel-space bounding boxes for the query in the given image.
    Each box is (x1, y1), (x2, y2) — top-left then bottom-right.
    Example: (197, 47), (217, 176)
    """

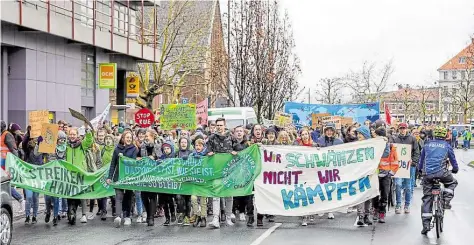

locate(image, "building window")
(443, 103), (449, 112)
(452, 71), (457, 80)
(79, 0), (94, 27)
(443, 71), (448, 80)
(459, 57), (466, 64)
(398, 104), (403, 110)
(81, 47), (95, 97)
(81, 107), (94, 120)
(461, 71), (466, 80)
(443, 86), (448, 95)
(452, 88), (457, 95)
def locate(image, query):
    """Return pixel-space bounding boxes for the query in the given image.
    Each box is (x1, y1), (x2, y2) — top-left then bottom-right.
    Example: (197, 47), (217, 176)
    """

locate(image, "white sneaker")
(301, 216), (308, 226)
(80, 215), (87, 223)
(208, 216), (220, 228)
(230, 213), (236, 223)
(226, 216), (234, 226)
(141, 212), (147, 220)
(18, 200), (26, 213)
(239, 213), (246, 221)
(328, 213), (335, 219)
(114, 217), (122, 227)
(124, 217), (131, 226)
(87, 213), (95, 220)
(136, 216), (143, 223)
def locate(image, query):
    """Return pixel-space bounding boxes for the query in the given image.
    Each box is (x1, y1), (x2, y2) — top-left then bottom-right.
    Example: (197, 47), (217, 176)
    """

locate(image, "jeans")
(45, 196), (59, 217)
(176, 195), (191, 217)
(159, 194), (175, 220)
(135, 191), (143, 216)
(115, 189), (133, 218)
(11, 188), (23, 202)
(141, 192), (157, 222)
(25, 190), (39, 217)
(464, 140), (470, 149)
(212, 197), (233, 219)
(59, 198), (68, 213)
(395, 166), (416, 207)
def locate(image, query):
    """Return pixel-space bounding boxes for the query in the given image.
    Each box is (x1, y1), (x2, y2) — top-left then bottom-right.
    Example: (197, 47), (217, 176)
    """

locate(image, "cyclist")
(418, 126), (458, 235)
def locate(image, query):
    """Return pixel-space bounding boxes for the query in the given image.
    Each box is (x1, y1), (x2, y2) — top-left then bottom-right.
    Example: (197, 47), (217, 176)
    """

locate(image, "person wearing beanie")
(372, 125), (399, 224)
(176, 137), (192, 226)
(356, 126), (372, 140)
(159, 140), (177, 226)
(355, 126), (373, 227)
(189, 138), (208, 227)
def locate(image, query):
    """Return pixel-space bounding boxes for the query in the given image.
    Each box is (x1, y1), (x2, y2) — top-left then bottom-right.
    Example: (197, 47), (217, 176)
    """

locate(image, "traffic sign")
(134, 108), (154, 128)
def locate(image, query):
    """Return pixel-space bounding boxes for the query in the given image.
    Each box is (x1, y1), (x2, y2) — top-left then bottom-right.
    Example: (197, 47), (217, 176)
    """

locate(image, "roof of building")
(381, 87), (439, 102)
(438, 39), (474, 71)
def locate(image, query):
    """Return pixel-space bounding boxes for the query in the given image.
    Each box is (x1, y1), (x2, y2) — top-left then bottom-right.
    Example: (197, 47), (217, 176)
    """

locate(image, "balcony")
(1, 0), (160, 62)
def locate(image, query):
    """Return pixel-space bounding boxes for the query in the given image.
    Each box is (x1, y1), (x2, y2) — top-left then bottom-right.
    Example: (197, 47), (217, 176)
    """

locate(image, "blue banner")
(284, 102), (380, 126)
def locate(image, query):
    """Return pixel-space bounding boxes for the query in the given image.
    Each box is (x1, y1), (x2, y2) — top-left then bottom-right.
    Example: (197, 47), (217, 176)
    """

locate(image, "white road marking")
(249, 223), (282, 245)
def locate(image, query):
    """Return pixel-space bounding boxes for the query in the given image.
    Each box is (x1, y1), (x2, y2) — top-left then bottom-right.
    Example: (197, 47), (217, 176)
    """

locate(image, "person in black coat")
(107, 131), (139, 227)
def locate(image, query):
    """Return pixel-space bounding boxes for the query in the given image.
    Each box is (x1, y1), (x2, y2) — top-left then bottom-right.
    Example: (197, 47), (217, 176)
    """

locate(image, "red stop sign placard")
(134, 108), (155, 128)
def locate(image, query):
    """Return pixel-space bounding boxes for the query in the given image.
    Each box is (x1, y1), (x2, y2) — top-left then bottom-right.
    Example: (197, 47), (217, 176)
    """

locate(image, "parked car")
(1, 168), (12, 245)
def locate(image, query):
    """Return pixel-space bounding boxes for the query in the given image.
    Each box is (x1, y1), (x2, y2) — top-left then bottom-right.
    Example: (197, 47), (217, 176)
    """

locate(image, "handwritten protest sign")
(6, 153), (114, 199)
(341, 117), (354, 126)
(160, 104), (197, 130)
(38, 123), (59, 154)
(322, 116), (342, 129)
(113, 145), (261, 197)
(275, 112), (292, 127)
(29, 110), (49, 138)
(196, 99), (208, 126)
(255, 138), (385, 216)
(393, 143), (412, 178)
(312, 113), (330, 129)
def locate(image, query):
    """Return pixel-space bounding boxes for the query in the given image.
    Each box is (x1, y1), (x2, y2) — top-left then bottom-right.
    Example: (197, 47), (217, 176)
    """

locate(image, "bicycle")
(430, 178), (444, 238)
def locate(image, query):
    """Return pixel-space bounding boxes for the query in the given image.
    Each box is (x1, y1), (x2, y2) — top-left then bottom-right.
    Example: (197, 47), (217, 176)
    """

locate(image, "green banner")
(5, 153), (115, 199)
(112, 145), (262, 197)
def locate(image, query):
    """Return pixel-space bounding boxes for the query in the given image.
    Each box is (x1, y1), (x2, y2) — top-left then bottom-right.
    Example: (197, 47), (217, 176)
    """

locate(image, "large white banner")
(255, 138), (386, 216)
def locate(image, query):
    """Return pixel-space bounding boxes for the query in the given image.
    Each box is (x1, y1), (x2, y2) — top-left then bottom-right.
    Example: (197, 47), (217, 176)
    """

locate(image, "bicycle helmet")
(433, 126), (447, 139)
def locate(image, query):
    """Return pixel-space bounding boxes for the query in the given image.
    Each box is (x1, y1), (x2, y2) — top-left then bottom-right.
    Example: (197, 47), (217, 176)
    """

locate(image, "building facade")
(437, 38), (474, 124)
(1, 0), (160, 127)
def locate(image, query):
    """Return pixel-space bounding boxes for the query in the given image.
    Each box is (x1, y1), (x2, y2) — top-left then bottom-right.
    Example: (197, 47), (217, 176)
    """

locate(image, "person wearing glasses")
(206, 118), (234, 229)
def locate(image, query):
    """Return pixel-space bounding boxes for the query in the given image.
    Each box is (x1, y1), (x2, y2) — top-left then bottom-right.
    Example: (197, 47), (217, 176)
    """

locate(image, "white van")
(208, 107), (258, 129)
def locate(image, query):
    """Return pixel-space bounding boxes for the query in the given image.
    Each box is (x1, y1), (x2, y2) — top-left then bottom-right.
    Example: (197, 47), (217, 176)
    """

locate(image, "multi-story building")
(380, 85), (439, 124)
(437, 38), (474, 124)
(1, 0), (160, 127)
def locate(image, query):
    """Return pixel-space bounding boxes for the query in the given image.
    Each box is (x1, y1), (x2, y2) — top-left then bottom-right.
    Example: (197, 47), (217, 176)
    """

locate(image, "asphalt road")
(10, 149), (474, 245)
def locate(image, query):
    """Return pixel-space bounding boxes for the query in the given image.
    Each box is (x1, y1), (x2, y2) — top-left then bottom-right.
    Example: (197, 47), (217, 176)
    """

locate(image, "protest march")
(0, 100), (461, 240)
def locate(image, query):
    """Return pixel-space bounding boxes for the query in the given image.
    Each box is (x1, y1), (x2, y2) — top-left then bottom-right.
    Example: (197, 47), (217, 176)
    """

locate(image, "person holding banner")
(355, 126), (374, 226)
(176, 137), (193, 226)
(206, 118), (234, 229)
(372, 126), (399, 223)
(158, 140), (178, 226)
(190, 137), (208, 228)
(231, 125), (251, 225)
(132, 129), (147, 224)
(107, 131), (139, 227)
(392, 123), (420, 214)
(315, 123), (343, 221)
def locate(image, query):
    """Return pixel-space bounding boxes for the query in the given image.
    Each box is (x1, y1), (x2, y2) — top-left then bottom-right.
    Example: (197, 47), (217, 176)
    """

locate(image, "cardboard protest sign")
(29, 110), (49, 138)
(160, 104), (197, 130)
(38, 123), (59, 154)
(393, 143), (412, 178)
(196, 99), (208, 126)
(340, 117), (354, 126)
(275, 112), (293, 127)
(255, 138), (385, 216)
(69, 108), (94, 132)
(322, 116), (342, 129)
(312, 113), (331, 129)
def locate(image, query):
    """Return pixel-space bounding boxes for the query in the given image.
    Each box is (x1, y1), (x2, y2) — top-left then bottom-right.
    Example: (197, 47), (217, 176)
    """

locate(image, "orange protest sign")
(312, 113), (330, 129)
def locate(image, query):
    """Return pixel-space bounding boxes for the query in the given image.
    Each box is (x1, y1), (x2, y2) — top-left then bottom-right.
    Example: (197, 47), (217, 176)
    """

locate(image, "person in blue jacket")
(418, 126), (458, 235)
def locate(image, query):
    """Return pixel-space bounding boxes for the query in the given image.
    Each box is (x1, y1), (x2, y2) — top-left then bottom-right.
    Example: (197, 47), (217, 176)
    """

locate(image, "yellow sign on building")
(126, 76), (140, 98)
(98, 63), (117, 89)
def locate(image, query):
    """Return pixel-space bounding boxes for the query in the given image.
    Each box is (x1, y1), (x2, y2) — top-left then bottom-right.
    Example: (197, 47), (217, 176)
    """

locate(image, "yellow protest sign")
(126, 76), (140, 98)
(38, 123), (59, 154)
(322, 116), (342, 129)
(312, 113), (331, 129)
(275, 112), (292, 127)
(160, 104), (197, 130)
(29, 110), (49, 138)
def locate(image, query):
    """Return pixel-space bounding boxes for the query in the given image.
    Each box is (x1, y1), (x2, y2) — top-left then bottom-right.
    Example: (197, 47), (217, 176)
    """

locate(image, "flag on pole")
(385, 103), (392, 125)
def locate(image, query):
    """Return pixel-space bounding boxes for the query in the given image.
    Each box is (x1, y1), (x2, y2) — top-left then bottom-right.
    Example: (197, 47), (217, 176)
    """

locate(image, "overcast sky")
(278, 0), (474, 93)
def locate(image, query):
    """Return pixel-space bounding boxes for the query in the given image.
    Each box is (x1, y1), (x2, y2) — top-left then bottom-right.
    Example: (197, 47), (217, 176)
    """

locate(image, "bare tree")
(133, 1), (213, 109)
(225, 0), (302, 122)
(448, 42), (474, 123)
(415, 85), (439, 123)
(345, 60), (394, 103)
(314, 78), (343, 104)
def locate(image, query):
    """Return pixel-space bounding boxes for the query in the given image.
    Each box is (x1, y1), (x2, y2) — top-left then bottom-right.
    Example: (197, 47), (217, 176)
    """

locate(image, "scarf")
(69, 139), (82, 148)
